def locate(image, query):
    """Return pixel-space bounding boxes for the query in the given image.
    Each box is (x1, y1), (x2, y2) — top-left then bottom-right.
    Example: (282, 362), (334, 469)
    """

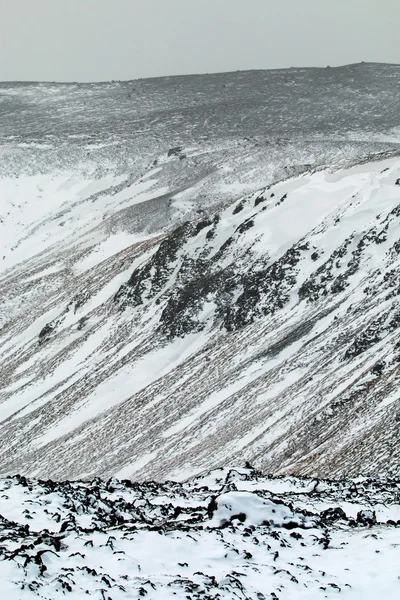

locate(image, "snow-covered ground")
(1, 466), (399, 599)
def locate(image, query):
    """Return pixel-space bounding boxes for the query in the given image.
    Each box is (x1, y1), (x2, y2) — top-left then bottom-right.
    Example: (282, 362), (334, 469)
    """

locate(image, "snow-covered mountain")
(1, 63), (400, 481)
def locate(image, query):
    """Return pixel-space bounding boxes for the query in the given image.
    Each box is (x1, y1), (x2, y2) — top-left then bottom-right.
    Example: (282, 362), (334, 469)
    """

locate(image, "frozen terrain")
(1, 63), (400, 481)
(1, 466), (400, 599)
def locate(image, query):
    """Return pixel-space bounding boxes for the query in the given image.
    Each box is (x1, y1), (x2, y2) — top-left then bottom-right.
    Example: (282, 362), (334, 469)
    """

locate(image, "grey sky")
(1, 0), (399, 82)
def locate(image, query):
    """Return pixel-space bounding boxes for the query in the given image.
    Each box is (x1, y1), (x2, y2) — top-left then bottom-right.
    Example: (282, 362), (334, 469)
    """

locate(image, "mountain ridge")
(2, 60), (400, 85)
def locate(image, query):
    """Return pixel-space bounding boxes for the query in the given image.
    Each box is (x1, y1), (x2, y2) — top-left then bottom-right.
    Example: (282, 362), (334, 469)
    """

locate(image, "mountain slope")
(2, 64), (400, 480)
(1, 150), (400, 480)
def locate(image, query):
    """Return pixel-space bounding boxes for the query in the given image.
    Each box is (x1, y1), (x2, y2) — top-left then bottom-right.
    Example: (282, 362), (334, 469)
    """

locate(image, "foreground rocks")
(1, 466), (400, 598)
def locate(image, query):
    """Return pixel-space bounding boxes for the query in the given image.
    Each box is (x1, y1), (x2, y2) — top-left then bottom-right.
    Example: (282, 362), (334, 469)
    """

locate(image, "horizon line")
(1, 61), (400, 86)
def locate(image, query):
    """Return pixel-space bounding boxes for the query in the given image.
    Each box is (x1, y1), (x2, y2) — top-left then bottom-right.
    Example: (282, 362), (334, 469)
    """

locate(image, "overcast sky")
(1, 0), (399, 82)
